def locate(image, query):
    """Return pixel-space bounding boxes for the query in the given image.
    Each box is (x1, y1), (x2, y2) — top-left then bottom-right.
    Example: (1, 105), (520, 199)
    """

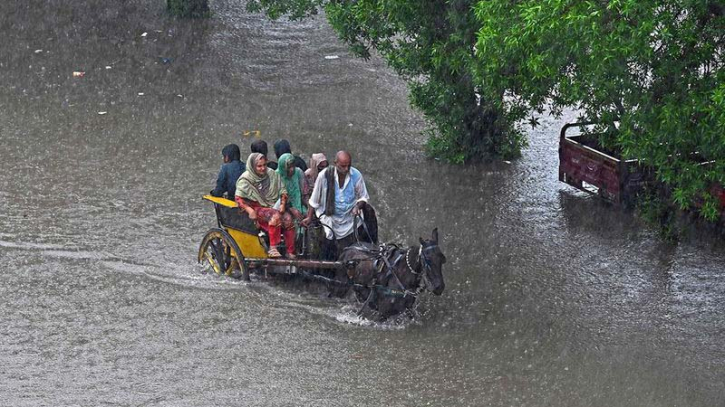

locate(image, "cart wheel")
(197, 228), (249, 281)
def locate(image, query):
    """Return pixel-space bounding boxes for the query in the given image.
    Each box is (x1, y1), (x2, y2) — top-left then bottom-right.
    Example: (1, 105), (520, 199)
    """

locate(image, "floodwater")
(1, 1), (724, 406)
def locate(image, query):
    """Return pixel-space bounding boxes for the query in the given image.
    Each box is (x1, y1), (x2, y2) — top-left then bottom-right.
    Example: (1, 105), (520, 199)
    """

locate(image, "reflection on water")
(1, 0), (724, 405)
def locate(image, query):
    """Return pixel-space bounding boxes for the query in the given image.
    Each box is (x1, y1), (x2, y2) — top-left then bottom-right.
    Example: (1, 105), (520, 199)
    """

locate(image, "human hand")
(290, 208), (303, 220)
(301, 217), (311, 227)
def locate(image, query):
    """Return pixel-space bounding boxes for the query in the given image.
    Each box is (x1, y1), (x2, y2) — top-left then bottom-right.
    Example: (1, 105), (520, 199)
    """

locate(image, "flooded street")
(1, 1), (724, 405)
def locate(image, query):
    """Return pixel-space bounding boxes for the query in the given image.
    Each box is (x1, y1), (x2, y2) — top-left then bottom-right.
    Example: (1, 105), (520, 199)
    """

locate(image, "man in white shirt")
(303, 151), (370, 257)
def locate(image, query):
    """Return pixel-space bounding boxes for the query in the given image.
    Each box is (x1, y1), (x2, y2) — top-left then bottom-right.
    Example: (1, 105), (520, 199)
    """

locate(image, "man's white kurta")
(308, 167), (369, 240)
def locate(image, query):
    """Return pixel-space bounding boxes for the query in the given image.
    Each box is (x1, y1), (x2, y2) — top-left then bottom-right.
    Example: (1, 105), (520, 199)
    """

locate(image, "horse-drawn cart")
(197, 195), (349, 280)
(197, 195), (447, 320)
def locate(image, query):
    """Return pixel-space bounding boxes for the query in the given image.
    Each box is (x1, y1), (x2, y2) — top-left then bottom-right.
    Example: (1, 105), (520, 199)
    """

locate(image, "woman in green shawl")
(276, 153), (306, 219)
(235, 153), (296, 258)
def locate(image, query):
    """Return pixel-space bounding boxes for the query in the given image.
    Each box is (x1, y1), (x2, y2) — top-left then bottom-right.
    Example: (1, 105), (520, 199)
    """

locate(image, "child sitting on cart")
(235, 153), (296, 258)
(210, 144), (245, 199)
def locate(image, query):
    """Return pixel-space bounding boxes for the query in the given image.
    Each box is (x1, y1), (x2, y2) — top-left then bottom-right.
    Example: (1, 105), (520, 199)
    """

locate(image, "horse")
(336, 228), (447, 321)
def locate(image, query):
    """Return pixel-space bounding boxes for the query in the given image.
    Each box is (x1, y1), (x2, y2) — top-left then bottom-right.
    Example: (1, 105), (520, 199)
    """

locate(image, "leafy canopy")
(475, 0), (725, 218)
(246, 0), (725, 219)
(246, 0), (524, 162)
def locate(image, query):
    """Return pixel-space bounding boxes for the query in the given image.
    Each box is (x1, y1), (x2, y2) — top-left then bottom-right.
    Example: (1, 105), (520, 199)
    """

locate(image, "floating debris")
(141, 32), (148, 37)
(72, 71), (85, 77)
(34, 49), (43, 54)
(324, 55), (339, 60)
(105, 66), (112, 70)
(97, 111), (107, 115)
(138, 92), (145, 96)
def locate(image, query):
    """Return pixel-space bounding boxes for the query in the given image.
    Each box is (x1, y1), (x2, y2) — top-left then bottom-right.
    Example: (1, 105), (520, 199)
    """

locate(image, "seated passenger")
(277, 153), (306, 219)
(273, 139), (308, 172)
(250, 139), (278, 170)
(235, 153), (296, 258)
(210, 144), (245, 199)
(303, 153), (328, 206)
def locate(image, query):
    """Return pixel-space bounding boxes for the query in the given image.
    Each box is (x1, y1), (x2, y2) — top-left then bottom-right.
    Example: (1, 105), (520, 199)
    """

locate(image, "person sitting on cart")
(210, 144), (245, 199)
(273, 139), (307, 172)
(303, 153), (328, 206)
(277, 153), (306, 220)
(303, 150), (371, 258)
(250, 139), (277, 170)
(235, 153), (296, 258)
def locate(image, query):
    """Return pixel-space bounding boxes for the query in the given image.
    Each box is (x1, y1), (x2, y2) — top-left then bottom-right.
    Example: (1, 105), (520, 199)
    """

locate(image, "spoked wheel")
(197, 228), (249, 281)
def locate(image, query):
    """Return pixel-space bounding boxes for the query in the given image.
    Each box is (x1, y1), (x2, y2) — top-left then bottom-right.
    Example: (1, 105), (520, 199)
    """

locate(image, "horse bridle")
(405, 244), (440, 294)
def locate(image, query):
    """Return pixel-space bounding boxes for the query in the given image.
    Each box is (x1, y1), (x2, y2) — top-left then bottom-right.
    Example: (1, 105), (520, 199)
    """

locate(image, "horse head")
(418, 228), (447, 295)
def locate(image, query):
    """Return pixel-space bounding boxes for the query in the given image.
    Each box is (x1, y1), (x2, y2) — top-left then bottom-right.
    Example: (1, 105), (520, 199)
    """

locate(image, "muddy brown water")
(1, 1), (724, 406)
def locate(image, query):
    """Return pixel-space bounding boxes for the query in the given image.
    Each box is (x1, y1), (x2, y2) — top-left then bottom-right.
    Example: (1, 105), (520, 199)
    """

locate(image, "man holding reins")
(303, 151), (371, 257)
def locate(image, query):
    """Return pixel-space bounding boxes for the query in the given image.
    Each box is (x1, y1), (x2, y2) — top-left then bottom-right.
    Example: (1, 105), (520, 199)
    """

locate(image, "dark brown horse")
(337, 228), (447, 321)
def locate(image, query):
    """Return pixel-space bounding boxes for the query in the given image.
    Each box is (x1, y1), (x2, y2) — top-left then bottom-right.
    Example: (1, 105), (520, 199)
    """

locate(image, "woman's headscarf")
(236, 153), (286, 207)
(276, 153), (304, 212)
(304, 153), (327, 182)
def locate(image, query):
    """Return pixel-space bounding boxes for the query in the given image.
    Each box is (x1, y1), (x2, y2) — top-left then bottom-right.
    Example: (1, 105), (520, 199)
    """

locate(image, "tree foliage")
(246, 0), (524, 162)
(246, 0), (725, 221)
(475, 0), (725, 219)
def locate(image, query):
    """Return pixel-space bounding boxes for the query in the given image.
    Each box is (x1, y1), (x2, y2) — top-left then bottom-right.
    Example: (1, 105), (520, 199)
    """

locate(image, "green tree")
(246, 0), (525, 162)
(475, 0), (725, 219)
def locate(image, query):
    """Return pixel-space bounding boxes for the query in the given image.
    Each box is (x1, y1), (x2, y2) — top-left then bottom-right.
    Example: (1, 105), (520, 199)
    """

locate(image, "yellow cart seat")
(203, 195), (268, 259)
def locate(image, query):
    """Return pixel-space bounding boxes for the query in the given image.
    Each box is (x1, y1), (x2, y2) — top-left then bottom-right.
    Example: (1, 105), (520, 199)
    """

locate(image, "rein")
(353, 215), (374, 245)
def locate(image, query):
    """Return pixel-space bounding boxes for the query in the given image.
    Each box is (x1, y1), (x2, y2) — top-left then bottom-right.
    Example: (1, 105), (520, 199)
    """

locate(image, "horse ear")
(419, 237), (425, 245)
(432, 228), (439, 242)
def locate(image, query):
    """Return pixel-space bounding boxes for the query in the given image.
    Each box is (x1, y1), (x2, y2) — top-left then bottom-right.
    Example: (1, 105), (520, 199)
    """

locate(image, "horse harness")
(367, 243), (438, 299)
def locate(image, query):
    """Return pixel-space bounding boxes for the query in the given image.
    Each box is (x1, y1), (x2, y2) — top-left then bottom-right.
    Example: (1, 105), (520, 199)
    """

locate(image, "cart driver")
(302, 151), (370, 258)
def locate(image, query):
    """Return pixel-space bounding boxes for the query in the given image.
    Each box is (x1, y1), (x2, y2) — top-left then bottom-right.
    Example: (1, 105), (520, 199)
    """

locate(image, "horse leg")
(328, 251), (354, 298)
(373, 294), (414, 322)
(357, 301), (380, 321)
(327, 266), (349, 298)
(353, 287), (381, 320)
(354, 287), (371, 304)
